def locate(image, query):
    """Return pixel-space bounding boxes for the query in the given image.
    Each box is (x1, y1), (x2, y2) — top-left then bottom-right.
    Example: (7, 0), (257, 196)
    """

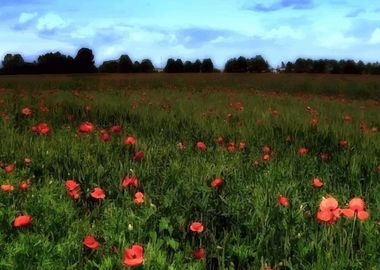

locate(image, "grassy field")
(0, 74), (379, 269)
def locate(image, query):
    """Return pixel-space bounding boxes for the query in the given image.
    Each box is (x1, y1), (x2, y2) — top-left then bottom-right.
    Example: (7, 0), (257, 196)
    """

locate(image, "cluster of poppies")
(189, 222), (206, 260)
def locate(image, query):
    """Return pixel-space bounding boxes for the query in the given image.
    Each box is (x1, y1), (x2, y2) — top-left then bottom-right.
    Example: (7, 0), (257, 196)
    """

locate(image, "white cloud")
(36, 13), (67, 32)
(261, 25), (304, 40)
(369, 28), (380, 44)
(18, 12), (38, 24)
(317, 32), (359, 49)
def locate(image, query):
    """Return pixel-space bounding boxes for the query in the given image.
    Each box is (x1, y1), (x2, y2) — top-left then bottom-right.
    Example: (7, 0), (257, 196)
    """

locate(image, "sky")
(1, 0), (380, 68)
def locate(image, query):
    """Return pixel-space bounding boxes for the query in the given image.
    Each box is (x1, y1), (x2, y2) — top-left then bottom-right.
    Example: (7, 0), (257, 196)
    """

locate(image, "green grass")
(0, 74), (379, 269)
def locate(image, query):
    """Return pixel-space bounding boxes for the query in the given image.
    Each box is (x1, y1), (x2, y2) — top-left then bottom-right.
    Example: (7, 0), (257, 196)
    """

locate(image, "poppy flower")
(83, 235), (100, 250)
(13, 215), (32, 227)
(99, 130), (110, 142)
(239, 141), (246, 150)
(125, 136), (137, 145)
(316, 196), (341, 224)
(122, 176), (138, 189)
(216, 136), (224, 146)
(277, 195), (289, 207)
(262, 145), (271, 154)
(262, 154), (270, 161)
(312, 178), (324, 188)
(1, 184), (14, 192)
(67, 190), (80, 200)
(90, 187), (105, 200)
(298, 147), (309, 155)
(341, 197), (369, 221)
(134, 192), (144, 204)
(123, 244), (144, 267)
(66, 180), (80, 191)
(190, 222), (204, 233)
(133, 150), (145, 161)
(34, 122), (51, 135)
(339, 140), (348, 148)
(109, 125), (122, 133)
(192, 247), (206, 260)
(309, 118), (318, 126)
(343, 115), (352, 122)
(19, 180), (30, 190)
(5, 163), (15, 173)
(227, 142), (236, 153)
(196, 141), (207, 151)
(21, 107), (32, 116)
(78, 121), (95, 134)
(211, 178), (223, 188)
(24, 158), (32, 164)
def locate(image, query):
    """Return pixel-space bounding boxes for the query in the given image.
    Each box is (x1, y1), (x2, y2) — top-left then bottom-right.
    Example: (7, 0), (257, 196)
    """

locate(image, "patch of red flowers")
(78, 121), (95, 134)
(125, 136), (137, 145)
(312, 178), (324, 188)
(133, 150), (144, 161)
(193, 247), (206, 260)
(21, 107), (32, 116)
(341, 197), (369, 221)
(109, 125), (122, 133)
(122, 176), (138, 189)
(13, 215), (32, 227)
(211, 178), (223, 188)
(190, 222), (204, 233)
(123, 244), (144, 267)
(83, 235), (100, 250)
(5, 163), (15, 173)
(298, 147), (309, 155)
(1, 184), (14, 192)
(278, 195), (289, 207)
(90, 187), (105, 200)
(65, 180), (80, 200)
(32, 122), (51, 135)
(134, 192), (144, 204)
(196, 141), (207, 151)
(316, 196), (341, 224)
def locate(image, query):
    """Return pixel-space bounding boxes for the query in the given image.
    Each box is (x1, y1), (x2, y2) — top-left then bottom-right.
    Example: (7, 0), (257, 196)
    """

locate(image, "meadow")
(0, 73), (379, 269)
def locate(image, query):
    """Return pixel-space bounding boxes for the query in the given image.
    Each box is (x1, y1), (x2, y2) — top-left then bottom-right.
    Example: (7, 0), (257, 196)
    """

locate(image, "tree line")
(1, 47), (380, 74)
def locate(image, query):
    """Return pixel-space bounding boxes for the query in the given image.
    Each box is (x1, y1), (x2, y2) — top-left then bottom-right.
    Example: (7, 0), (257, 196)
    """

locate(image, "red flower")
(109, 125), (122, 133)
(192, 247), (206, 260)
(134, 192), (144, 204)
(5, 163), (15, 173)
(19, 180), (30, 190)
(316, 196), (341, 224)
(298, 147), (309, 155)
(262, 145), (271, 154)
(312, 178), (324, 188)
(78, 121), (95, 134)
(99, 130), (110, 142)
(262, 154), (270, 161)
(83, 235), (100, 250)
(123, 244), (144, 267)
(21, 107), (32, 116)
(278, 195), (289, 207)
(125, 136), (137, 145)
(341, 197), (369, 221)
(67, 190), (80, 200)
(211, 178), (223, 188)
(90, 187), (105, 200)
(196, 141), (207, 151)
(227, 142), (236, 153)
(189, 222), (204, 233)
(34, 122), (51, 135)
(216, 136), (224, 146)
(239, 141), (246, 150)
(339, 140), (348, 148)
(1, 184), (14, 192)
(13, 215), (32, 227)
(122, 176), (138, 189)
(343, 115), (352, 122)
(309, 118), (318, 126)
(24, 158), (32, 164)
(65, 180), (80, 191)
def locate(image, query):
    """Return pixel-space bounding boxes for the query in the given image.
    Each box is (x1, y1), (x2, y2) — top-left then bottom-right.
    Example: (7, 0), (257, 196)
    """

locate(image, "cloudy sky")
(1, 0), (380, 68)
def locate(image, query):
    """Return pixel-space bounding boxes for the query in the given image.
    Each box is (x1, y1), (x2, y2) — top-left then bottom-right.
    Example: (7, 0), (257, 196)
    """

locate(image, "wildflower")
(190, 222), (204, 233)
(298, 147), (309, 155)
(5, 163), (15, 173)
(196, 141), (207, 151)
(1, 184), (14, 192)
(312, 178), (324, 188)
(239, 141), (246, 150)
(339, 140), (348, 148)
(13, 215), (32, 227)
(90, 187), (105, 200)
(21, 107), (32, 116)
(316, 196), (341, 224)
(24, 158), (32, 164)
(216, 136), (224, 146)
(309, 118), (318, 126)
(262, 145), (271, 154)
(227, 142), (236, 153)
(262, 154), (270, 161)
(133, 150), (144, 161)
(123, 245), (144, 267)
(211, 178), (223, 188)
(192, 247), (206, 260)
(34, 122), (51, 135)
(124, 136), (137, 145)
(109, 125), (122, 133)
(343, 115), (352, 122)
(278, 195), (289, 207)
(341, 198), (369, 221)
(134, 192), (144, 204)
(122, 176), (138, 189)
(99, 130), (110, 142)
(19, 180), (30, 190)
(78, 121), (94, 134)
(66, 180), (80, 191)
(83, 235), (100, 250)
(320, 152), (329, 161)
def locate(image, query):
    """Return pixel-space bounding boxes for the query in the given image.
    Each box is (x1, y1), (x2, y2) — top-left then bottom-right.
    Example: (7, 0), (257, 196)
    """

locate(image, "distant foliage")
(224, 55), (269, 73)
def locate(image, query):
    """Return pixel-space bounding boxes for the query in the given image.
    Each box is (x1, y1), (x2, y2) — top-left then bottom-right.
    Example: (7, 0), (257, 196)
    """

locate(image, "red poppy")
(65, 180), (80, 191)
(278, 195), (289, 207)
(211, 178), (223, 188)
(341, 197), (369, 221)
(67, 190), (80, 200)
(316, 196), (341, 224)
(239, 141), (246, 150)
(1, 184), (14, 192)
(134, 192), (144, 204)
(262, 145), (271, 154)
(192, 247), (206, 260)
(35, 122), (51, 135)
(216, 136), (224, 146)
(122, 176), (138, 188)
(90, 187), (105, 200)
(99, 130), (110, 142)
(227, 142), (236, 153)
(190, 222), (204, 233)
(109, 125), (123, 133)
(123, 244), (144, 267)
(312, 178), (324, 188)
(21, 107), (32, 116)
(5, 163), (15, 173)
(262, 154), (270, 161)
(133, 150), (145, 161)
(298, 147), (309, 155)
(19, 180), (30, 190)
(125, 136), (137, 145)
(83, 235), (100, 250)
(196, 141), (207, 151)
(343, 115), (352, 122)
(309, 118), (318, 126)
(78, 121), (95, 134)
(13, 215), (32, 227)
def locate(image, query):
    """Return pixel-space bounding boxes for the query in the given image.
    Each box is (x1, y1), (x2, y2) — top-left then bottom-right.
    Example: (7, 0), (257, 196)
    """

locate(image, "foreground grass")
(0, 74), (379, 269)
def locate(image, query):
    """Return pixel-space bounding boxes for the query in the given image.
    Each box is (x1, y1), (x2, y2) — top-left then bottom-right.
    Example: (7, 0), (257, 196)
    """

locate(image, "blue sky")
(1, 0), (380, 68)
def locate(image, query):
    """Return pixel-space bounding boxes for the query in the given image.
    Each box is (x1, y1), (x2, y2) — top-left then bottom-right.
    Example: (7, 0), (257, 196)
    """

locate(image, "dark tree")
(247, 55), (269, 73)
(174, 59), (184, 72)
(37, 52), (74, 73)
(133, 61), (141, 72)
(201, 58), (214, 73)
(2, 54), (25, 74)
(74, 48), (97, 73)
(99, 60), (119, 73)
(140, 59), (154, 73)
(184, 61), (193, 72)
(164, 58), (176, 73)
(193, 59), (201, 73)
(285, 61), (294, 73)
(119, 55), (134, 73)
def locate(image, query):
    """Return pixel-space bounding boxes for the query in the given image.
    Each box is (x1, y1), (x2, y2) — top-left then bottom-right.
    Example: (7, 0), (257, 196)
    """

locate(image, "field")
(0, 73), (379, 269)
